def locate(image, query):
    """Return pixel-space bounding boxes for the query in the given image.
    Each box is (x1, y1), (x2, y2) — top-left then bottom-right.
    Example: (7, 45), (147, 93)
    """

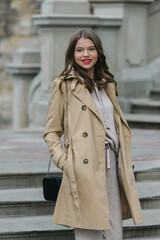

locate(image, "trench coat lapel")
(70, 78), (129, 131)
(71, 80), (104, 127)
(105, 83), (130, 130)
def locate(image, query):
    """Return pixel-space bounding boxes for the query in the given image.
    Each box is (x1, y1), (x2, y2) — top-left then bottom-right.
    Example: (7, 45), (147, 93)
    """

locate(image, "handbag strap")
(64, 81), (69, 149)
(47, 155), (52, 176)
(47, 81), (69, 175)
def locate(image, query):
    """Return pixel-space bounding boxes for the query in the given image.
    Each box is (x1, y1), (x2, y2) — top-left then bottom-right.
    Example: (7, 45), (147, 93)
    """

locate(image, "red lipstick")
(82, 59), (92, 64)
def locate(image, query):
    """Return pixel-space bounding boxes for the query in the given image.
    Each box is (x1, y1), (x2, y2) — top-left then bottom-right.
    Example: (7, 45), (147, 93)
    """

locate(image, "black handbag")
(42, 81), (69, 202)
(42, 156), (62, 201)
(42, 176), (62, 201)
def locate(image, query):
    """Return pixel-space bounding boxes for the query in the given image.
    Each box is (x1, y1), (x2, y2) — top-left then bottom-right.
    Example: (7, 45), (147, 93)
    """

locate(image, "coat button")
(83, 159), (88, 164)
(83, 132), (88, 137)
(82, 105), (87, 111)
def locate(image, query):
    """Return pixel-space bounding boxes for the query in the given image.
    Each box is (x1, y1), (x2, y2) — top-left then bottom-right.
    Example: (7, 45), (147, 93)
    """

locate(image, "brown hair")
(60, 29), (117, 93)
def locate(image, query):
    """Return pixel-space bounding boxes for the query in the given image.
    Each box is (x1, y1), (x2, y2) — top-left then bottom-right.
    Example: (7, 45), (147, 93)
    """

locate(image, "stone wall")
(2, 0), (160, 128)
(0, 0), (42, 128)
(147, 0), (160, 63)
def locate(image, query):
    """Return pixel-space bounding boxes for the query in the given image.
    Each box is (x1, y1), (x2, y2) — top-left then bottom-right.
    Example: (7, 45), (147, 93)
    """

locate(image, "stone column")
(115, 1), (153, 111)
(92, 1), (124, 74)
(92, 0), (153, 112)
(6, 49), (40, 128)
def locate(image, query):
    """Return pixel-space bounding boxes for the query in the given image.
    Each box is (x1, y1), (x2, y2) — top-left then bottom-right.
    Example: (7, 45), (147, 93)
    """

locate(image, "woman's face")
(74, 38), (98, 78)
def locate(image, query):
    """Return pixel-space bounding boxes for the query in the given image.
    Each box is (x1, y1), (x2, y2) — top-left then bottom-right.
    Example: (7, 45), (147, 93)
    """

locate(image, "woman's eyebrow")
(75, 45), (95, 49)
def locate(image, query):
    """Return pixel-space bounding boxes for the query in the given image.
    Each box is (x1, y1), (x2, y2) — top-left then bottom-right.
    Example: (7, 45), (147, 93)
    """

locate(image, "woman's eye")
(76, 49), (83, 52)
(89, 48), (95, 51)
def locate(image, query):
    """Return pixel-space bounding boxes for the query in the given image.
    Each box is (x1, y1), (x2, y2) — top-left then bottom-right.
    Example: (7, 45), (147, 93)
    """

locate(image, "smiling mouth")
(82, 59), (92, 64)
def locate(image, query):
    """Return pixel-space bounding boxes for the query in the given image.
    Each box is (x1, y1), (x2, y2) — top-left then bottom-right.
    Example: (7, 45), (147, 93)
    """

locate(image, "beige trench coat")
(43, 75), (143, 230)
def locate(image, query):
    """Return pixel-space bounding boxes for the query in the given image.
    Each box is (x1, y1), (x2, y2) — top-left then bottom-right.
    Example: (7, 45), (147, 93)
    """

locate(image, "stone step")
(131, 98), (160, 114)
(0, 209), (159, 239)
(0, 172), (62, 189)
(0, 216), (74, 240)
(0, 172), (45, 189)
(0, 181), (159, 217)
(135, 169), (160, 182)
(0, 187), (55, 217)
(150, 89), (160, 100)
(134, 158), (160, 182)
(137, 182), (160, 209)
(130, 237), (160, 240)
(123, 209), (160, 238)
(0, 171), (61, 189)
(125, 113), (160, 129)
(0, 157), (159, 190)
(0, 158), (62, 189)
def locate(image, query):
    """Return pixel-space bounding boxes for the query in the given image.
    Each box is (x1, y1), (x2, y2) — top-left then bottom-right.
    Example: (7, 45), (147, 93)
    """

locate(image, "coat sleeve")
(43, 78), (67, 170)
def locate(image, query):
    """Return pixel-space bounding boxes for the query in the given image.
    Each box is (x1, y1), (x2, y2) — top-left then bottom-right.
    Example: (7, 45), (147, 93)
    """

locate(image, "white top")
(91, 84), (119, 168)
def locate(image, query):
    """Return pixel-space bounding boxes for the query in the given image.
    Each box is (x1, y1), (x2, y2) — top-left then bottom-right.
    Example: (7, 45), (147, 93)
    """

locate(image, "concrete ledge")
(6, 64), (40, 75)
(32, 14), (122, 27)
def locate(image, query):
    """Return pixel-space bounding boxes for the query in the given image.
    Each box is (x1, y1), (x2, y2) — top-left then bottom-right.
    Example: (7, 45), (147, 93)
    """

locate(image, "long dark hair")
(60, 29), (117, 93)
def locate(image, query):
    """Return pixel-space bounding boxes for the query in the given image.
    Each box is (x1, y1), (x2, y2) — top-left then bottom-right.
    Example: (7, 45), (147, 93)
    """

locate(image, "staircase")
(0, 161), (159, 239)
(0, 129), (159, 239)
(124, 158), (160, 239)
(0, 166), (74, 239)
(125, 88), (160, 129)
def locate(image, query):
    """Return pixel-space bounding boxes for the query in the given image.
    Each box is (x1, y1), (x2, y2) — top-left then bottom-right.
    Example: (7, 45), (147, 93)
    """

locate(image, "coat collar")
(67, 75), (130, 130)
(71, 80), (103, 127)
(105, 83), (130, 130)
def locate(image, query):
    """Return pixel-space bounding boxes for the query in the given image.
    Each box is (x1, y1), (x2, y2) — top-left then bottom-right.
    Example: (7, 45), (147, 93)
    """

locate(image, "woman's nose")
(83, 49), (89, 56)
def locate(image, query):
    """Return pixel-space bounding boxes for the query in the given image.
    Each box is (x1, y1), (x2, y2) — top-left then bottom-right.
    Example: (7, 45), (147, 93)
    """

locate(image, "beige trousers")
(74, 148), (122, 240)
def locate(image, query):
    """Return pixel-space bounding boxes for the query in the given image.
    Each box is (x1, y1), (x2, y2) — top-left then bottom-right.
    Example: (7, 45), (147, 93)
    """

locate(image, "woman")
(43, 29), (143, 240)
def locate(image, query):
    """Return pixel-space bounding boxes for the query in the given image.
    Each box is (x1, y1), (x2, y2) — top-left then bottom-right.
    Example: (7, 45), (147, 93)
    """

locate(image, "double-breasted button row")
(83, 132), (88, 137)
(83, 159), (88, 164)
(82, 105), (87, 111)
